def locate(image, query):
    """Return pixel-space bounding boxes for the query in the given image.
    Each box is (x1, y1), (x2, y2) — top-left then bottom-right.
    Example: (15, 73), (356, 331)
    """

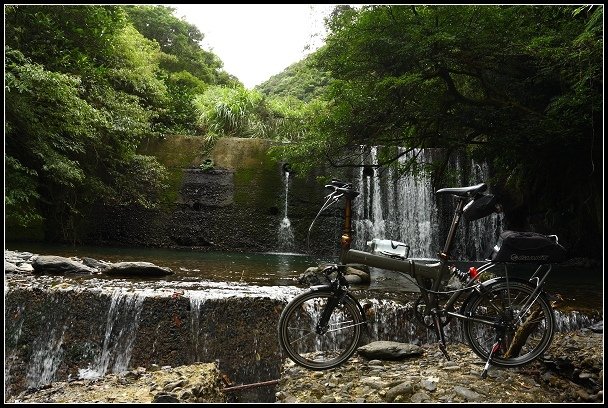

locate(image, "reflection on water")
(6, 242), (603, 313)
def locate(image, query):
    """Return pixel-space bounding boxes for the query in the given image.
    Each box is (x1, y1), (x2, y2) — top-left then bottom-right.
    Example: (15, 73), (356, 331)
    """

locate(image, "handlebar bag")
(491, 230), (566, 263)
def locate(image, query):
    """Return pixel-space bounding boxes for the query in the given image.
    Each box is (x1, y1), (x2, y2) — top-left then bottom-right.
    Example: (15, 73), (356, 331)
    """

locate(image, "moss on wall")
(138, 136), (215, 207)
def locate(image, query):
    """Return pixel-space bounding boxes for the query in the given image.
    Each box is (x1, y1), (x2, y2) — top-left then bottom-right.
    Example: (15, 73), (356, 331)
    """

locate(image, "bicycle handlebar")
(324, 179), (359, 198)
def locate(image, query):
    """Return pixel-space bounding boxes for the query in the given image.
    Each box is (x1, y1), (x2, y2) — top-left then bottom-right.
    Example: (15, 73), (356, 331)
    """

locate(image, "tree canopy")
(4, 4), (602, 258)
(255, 55), (331, 102)
(4, 5), (237, 241)
(274, 5), (603, 257)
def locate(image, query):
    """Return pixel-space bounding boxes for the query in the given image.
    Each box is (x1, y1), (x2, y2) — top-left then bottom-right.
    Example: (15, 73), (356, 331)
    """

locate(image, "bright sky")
(169, 4), (336, 89)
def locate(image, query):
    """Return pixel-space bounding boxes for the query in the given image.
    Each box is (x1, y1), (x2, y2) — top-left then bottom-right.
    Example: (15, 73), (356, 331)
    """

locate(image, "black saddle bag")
(491, 230), (567, 263)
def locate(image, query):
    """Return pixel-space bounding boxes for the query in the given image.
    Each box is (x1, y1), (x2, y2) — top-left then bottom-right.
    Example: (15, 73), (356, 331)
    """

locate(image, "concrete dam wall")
(83, 136), (342, 257)
(4, 280), (299, 402)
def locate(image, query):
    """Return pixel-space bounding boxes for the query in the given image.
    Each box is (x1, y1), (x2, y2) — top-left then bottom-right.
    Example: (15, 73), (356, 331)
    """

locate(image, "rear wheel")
(463, 281), (554, 367)
(278, 289), (364, 370)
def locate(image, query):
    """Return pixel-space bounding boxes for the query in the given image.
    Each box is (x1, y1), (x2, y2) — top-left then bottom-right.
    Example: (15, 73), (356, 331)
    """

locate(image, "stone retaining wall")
(5, 286), (286, 403)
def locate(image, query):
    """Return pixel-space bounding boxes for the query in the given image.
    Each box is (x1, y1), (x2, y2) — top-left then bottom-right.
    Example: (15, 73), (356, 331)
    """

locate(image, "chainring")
(413, 295), (452, 329)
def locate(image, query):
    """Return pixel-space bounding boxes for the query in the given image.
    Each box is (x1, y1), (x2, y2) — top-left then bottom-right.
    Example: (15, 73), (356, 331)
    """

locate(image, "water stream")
(5, 245), (601, 397)
(277, 170), (295, 252)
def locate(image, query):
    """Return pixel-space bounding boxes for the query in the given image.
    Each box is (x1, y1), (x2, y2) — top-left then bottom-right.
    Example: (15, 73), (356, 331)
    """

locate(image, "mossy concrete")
(81, 136), (342, 255)
(5, 285), (286, 403)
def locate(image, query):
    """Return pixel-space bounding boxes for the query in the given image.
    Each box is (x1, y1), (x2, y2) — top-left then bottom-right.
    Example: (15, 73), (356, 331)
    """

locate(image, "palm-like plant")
(193, 86), (270, 142)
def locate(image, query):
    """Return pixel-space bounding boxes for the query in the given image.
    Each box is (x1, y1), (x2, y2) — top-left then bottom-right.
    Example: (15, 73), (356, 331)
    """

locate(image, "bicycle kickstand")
(431, 309), (450, 361)
(481, 338), (501, 379)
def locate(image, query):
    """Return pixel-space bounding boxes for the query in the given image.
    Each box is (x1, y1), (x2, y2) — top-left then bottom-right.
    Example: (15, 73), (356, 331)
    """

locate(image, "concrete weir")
(4, 279), (303, 403)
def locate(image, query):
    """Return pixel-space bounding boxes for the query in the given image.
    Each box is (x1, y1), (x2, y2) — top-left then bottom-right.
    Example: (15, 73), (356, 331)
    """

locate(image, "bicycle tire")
(278, 289), (364, 370)
(463, 280), (555, 368)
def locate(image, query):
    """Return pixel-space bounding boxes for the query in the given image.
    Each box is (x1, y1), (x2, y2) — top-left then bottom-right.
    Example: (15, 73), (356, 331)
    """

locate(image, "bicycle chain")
(413, 295), (452, 329)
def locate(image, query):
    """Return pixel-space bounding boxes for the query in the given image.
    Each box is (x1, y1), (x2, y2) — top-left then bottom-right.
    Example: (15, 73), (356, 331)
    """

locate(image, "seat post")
(439, 197), (467, 260)
(339, 196), (354, 263)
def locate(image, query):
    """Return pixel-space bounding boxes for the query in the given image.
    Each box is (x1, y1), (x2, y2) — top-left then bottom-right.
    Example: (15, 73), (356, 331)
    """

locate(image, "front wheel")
(278, 289), (364, 370)
(463, 281), (555, 368)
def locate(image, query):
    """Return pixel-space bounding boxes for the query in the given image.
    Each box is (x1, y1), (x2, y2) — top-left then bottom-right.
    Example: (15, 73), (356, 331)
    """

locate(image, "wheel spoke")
(278, 290), (363, 370)
(463, 281), (554, 368)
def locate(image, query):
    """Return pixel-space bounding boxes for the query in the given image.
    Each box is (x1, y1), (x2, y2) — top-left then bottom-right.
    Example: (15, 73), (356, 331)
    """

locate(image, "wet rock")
(103, 262), (174, 277)
(297, 264), (370, 286)
(345, 266), (370, 284)
(357, 341), (423, 360)
(5, 261), (19, 273)
(277, 331), (604, 404)
(589, 321), (603, 333)
(297, 267), (330, 286)
(32, 255), (97, 275)
(82, 257), (111, 271)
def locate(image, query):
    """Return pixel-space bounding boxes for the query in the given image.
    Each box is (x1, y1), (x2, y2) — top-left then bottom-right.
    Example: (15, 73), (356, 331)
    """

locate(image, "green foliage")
(277, 4), (602, 257)
(111, 155), (169, 208)
(199, 159), (215, 172)
(5, 156), (42, 226)
(125, 5), (232, 85)
(255, 55), (331, 102)
(192, 86), (269, 141)
(192, 85), (323, 149)
(124, 5), (240, 135)
(4, 6), (174, 243)
(4, 3), (242, 238)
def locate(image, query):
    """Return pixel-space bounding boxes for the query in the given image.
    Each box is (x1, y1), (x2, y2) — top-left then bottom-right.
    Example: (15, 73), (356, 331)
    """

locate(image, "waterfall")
(395, 148), (437, 258)
(189, 292), (208, 362)
(451, 159), (503, 261)
(24, 295), (67, 390)
(277, 170), (295, 252)
(363, 297), (598, 344)
(352, 146), (501, 261)
(370, 147), (386, 239)
(78, 289), (147, 379)
(25, 324), (67, 389)
(353, 147), (387, 250)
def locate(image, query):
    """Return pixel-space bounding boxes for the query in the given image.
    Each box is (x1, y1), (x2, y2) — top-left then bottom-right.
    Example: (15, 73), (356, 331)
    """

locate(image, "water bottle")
(367, 239), (409, 259)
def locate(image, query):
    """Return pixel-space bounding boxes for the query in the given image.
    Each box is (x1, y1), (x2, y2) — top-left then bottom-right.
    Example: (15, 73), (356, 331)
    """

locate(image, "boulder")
(32, 255), (97, 275)
(103, 262), (174, 277)
(357, 341), (423, 360)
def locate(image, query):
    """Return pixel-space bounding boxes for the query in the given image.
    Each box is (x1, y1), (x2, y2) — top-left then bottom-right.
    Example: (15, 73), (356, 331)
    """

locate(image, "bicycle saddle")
(436, 183), (487, 197)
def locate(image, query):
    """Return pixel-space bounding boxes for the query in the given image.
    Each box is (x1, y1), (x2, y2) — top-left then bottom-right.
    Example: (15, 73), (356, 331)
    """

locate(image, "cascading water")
(353, 146), (501, 261)
(25, 324), (67, 389)
(353, 147), (386, 250)
(394, 148), (437, 258)
(22, 293), (68, 390)
(189, 292), (208, 362)
(277, 169), (295, 252)
(78, 289), (147, 379)
(360, 297), (596, 344)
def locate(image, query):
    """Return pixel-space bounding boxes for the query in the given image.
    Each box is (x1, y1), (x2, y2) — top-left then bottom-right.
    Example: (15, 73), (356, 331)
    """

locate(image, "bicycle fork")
(316, 290), (346, 335)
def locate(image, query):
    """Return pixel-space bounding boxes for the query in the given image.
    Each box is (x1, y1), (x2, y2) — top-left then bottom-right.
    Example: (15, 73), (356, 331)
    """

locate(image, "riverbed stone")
(102, 261), (174, 277)
(277, 331), (604, 403)
(7, 363), (225, 403)
(357, 341), (423, 360)
(32, 255), (97, 275)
